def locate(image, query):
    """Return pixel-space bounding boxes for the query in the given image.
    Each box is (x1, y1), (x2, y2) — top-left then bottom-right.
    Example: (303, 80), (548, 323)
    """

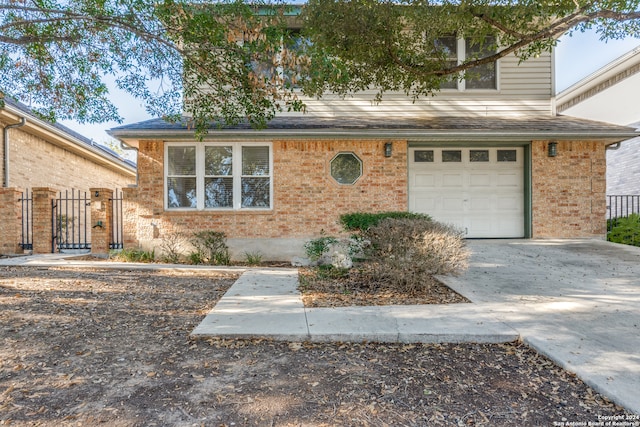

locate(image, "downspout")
(606, 142), (622, 151)
(3, 117), (26, 187)
(120, 140), (139, 186)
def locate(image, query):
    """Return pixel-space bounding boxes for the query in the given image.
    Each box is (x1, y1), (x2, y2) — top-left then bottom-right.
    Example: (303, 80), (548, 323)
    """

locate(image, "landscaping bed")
(0, 266), (630, 426)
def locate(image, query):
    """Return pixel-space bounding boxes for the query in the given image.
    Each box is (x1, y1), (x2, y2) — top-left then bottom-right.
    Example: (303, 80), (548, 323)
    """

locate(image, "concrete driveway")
(441, 239), (640, 415)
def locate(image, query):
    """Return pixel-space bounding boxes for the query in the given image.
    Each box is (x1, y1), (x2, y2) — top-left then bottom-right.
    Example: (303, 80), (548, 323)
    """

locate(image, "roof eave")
(107, 128), (639, 146)
(2, 105), (136, 176)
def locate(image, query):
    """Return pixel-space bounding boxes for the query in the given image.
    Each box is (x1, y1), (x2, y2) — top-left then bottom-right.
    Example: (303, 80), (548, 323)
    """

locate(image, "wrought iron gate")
(52, 189), (91, 252)
(110, 189), (123, 249)
(19, 190), (33, 250)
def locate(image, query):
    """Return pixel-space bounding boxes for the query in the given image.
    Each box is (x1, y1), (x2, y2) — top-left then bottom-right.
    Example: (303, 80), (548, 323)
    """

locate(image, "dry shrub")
(362, 218), (469, 292)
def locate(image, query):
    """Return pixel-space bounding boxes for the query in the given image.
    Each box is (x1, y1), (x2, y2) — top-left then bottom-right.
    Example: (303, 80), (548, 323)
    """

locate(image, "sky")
(60, 29), (640, 147)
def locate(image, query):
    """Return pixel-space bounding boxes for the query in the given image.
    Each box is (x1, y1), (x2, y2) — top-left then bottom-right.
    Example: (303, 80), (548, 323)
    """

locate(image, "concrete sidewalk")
(191, 239), (640, 414)
(190, 269), (519, 343)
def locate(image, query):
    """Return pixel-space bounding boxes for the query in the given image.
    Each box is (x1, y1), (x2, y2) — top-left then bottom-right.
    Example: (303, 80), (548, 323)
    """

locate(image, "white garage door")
(409, 147), (525, 238)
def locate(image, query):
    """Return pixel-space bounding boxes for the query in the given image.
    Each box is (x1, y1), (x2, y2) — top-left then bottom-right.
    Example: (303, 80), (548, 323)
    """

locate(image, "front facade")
(110, 48), (637, 261)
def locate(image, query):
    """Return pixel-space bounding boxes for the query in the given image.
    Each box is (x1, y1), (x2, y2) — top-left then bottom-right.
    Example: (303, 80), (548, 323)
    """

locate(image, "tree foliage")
(299, 0), (640, 100)
(1, 0), (639, 135)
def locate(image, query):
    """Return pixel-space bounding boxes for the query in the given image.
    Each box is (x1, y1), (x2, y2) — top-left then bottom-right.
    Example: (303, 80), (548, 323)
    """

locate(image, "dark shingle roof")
(108, 114), (639, 142)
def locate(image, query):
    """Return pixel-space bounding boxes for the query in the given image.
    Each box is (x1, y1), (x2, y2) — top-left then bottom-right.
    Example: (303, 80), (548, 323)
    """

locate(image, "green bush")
(189, 231), (231, 265)
(361, 217), (469, 293)
(607, 214), (640, 247)
(340, 211), (431, 232)
(304, 235), (338, 261)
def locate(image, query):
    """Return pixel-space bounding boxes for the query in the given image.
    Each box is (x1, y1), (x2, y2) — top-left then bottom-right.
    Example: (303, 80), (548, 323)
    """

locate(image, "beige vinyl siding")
(289, 51), (553, 118)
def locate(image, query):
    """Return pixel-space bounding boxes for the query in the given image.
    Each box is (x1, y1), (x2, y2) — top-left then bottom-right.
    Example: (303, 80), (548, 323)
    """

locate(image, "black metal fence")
(19, 190), (33, 250)
(607, 195), (640, 231)
(52, 189), (91, 252)
(110, 189), (124, 249)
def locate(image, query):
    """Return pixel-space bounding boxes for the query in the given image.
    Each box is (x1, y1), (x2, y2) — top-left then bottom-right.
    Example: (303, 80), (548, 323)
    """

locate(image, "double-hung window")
(166, 143), (272, 210)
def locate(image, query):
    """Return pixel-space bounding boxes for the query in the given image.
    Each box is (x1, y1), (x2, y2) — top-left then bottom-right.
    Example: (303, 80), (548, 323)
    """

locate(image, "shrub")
(304, 235), (338, 261)
(159, 232), (187, 263)
(362, 217), (469, 292)
(189, 231), (231, 265)
(111, 248), (155, 263)
(340, 211), (432, 232)
(244, 251), (264, 265)
(607, 214), (640, 247)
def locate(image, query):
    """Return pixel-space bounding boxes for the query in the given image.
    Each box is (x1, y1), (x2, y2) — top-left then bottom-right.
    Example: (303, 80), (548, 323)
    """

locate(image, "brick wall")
(124, 139), (408, 252)
(531, 140), (607, 238)
(0, 188), (23, 253)
(1, 125), (134, 190)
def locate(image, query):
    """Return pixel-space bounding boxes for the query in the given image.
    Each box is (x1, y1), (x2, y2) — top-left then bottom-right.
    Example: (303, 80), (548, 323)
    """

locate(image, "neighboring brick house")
(0, 97), (137, 255)
(1, 98), (136, 190)
(556, 47), (640, 196)
(109, 40), (638, 261)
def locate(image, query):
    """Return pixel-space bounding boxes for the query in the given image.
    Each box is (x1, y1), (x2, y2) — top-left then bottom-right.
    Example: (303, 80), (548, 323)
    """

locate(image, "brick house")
(0, 98), (137, 255)
(109, 41), (638, 261)
(1, 98), (136, 190)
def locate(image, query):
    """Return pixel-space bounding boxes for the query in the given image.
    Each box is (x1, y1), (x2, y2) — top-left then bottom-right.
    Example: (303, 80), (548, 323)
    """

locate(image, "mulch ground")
(298, 266), (470, 307)
(0, 265), (633, 426)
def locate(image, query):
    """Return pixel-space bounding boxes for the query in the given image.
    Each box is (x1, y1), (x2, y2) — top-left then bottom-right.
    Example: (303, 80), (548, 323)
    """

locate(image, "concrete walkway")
(191, 239), (640, 414)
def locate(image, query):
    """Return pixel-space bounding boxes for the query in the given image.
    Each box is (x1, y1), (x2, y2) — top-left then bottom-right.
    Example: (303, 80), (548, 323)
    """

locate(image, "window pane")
(498, 150), (517, 162)
(414, 150), (434, 162)
(242, 146), (270, 176)
(242, 177), (270, 208)
(465, 37), (496, 89)
(466, 63), (496, 89)
(331, 153), (362, 185)
(205, 146), (232, 176)
(168, 146), (196, 175)
(204, 177), (233, 208)
(434, 36), (457, 58)
(470, 150), (489, 162)
(167, 177), (197, 208)
(442, 150), (462, 162)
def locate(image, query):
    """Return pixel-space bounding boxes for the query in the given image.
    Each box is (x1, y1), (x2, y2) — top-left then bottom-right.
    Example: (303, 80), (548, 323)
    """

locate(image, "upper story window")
(432, 36), (497, 90)
(250, 29), (308, 89)
(166, 143), (272, 210)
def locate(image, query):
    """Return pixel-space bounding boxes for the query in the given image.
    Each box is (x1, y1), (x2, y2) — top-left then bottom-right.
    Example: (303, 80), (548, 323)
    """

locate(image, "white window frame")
(165, 142), (273, 211)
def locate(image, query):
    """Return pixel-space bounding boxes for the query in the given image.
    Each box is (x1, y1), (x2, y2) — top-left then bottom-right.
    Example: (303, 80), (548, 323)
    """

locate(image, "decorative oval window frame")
(330, 152), (363, 185)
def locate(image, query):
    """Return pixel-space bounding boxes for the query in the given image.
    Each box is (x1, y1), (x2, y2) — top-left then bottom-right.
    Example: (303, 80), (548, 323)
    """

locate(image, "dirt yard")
(0, 265), (631, 426)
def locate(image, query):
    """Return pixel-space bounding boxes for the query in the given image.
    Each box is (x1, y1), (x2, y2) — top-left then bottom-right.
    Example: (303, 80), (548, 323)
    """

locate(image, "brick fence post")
(0, 187), (24, 254)
(90, 188), (113, 255)
(32, 187), (57, 254)
(122, 187), (139, 249)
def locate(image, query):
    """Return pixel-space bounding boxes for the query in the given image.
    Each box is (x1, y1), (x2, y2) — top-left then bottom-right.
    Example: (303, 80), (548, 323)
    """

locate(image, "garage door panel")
(409, 147), (524, 238)
(442, 173), (463, 187)
(470, 197), (492, 211)
(497, 196), (521, 210)
(469, 173), (491, 187)
(414, 173), (436, 187)
(497, 172), (521, 187)
(442, 197), (464, 210)
(413, 196), (437, 212)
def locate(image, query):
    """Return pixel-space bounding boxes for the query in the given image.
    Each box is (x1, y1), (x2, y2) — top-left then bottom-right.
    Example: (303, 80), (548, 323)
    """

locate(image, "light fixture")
(548, 141), (558, 157)
(384, 142), (393, 157)
(94, 191), (100, 197)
